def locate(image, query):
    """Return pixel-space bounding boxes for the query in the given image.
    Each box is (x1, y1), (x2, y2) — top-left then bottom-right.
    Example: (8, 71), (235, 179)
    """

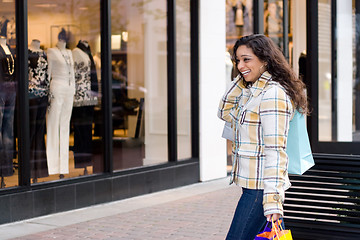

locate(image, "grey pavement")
(0, 177), (242, 240)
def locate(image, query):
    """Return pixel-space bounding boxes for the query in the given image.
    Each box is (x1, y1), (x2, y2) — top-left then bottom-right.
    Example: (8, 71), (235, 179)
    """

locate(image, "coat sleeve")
(259, 86), (293, 216)
(217, 77), (244, 122)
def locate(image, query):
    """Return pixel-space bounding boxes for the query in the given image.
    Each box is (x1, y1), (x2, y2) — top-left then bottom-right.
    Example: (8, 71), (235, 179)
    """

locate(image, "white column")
(199, 0), (227, 181)
(336, 0), (353, 141)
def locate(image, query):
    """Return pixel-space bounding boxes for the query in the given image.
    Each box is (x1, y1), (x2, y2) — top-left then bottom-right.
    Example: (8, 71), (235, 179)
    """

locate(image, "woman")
(218, 34), (307, 239)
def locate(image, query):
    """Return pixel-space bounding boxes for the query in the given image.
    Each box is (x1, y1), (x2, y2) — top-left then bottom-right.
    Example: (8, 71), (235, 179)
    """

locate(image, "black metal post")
(190, 0), (199, 159)
(306, 0), (319, 148)
(101, 0), (113, 172)
(331, 0), (337, 141)
(16, 0), (30, 186)
(253, 0), (264, 34)
(283, 0), (289, 60)
(167, 0), (177, 162)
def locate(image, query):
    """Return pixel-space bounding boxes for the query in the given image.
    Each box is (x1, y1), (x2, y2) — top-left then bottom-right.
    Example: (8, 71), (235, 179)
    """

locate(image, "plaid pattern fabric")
(218, 71), (293, 216)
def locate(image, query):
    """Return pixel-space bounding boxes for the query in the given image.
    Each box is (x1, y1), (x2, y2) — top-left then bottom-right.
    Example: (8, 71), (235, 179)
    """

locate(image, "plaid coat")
(218, 71), (293, 216)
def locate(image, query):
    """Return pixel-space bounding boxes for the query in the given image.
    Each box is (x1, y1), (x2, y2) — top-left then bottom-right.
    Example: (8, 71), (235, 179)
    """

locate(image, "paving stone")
(7, 179), (241, 240)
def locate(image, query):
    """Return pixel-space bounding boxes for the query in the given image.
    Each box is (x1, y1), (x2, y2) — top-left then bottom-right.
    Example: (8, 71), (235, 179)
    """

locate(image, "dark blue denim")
(226, 188), (267, 240)
(0, 82), (16, 177)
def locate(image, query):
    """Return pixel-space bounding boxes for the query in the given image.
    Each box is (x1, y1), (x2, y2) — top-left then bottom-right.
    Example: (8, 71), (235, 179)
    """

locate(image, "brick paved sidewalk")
(1, 178), (242, 240)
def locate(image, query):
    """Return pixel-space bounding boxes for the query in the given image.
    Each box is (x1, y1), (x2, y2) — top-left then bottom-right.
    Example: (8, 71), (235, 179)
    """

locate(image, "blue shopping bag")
(286, 110), (315, 175)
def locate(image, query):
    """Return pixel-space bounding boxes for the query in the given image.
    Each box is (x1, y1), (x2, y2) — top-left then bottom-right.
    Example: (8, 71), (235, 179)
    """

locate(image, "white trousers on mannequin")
(46, 83), (75, 175)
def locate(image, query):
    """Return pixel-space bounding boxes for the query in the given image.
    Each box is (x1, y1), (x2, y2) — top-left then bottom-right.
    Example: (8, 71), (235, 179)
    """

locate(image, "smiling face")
(235, 45), (267, 83)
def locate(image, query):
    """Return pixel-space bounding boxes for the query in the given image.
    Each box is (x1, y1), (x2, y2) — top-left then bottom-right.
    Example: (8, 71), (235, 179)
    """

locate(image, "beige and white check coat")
(218, 71), (293, 216)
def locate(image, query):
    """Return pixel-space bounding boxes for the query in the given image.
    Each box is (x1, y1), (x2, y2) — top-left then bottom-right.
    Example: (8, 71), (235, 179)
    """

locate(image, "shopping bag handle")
(271, 216), (287, 240)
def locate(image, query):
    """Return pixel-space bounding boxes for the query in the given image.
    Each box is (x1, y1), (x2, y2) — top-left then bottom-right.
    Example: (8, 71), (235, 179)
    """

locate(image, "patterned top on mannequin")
(72, 40), (98, 106)
(28, 39), (49, 97)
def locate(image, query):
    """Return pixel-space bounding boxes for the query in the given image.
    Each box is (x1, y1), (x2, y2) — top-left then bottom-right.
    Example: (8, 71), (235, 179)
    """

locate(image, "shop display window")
(111, 0), (168, 170)
(27, 0), (103, 184)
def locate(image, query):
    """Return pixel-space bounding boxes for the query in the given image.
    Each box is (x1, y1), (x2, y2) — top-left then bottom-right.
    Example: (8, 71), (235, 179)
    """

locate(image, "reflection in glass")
(176, 0), (191, 160)
(264, 0), (283, 50)
(225, 0), (254, 172)
(226, 0), (253, 48)
(111, 0), (168, 171)
(318, 0), (360, 142)
(318, 0), (332, 141)
(28, 0), (103, 183)
(0, 1), (17, 188)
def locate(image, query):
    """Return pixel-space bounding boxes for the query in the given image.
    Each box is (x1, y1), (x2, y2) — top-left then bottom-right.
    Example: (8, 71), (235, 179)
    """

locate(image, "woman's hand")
(266, 213), (281, 222)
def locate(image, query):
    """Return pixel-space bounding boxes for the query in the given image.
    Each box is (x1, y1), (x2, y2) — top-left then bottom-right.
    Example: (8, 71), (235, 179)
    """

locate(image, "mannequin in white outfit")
(46, 29), (75, 177)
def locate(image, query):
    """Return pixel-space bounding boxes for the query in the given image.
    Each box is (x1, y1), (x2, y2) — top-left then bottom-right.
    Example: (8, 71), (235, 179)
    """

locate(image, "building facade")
(1, 1), (360, 239)
(0, 0), (209, 224)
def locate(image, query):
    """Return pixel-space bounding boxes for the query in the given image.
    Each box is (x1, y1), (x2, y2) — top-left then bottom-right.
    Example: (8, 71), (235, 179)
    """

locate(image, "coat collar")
(239, 71), (272, 97)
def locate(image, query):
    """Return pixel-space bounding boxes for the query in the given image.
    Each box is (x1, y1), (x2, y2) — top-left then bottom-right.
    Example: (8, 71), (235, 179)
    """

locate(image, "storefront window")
(27, 0), (103, 184)
(264, 0), (284, 50)
(318, 0), (359, 142)
(0, 1), (17, 188)
(226, 0), (253, 48)
(176, 0), (191, 160)
(111, 0), (168, 170)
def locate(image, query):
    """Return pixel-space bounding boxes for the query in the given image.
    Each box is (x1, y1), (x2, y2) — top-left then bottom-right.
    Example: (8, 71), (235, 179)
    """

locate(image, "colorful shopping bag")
(255, 220), (283, 240)
(271, 219), (293, 240)
(255, 221), (275, 240)
(286, 109), (315, 175)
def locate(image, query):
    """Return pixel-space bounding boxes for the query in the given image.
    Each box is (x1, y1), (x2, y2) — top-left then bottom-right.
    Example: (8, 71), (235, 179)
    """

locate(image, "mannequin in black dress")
(28, 39), (49, 183)
(71, 40), (99, 174)
(0, 35), (16, 187)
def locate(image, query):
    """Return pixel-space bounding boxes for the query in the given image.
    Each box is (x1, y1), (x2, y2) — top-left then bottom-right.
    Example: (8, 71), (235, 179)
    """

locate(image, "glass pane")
(0, 2), (17, 188)
(111, 0), (168, 170)
(290, 0), (307, 84)
(28, 0), (103, 183)
(226, 0), (253, 48)
(318, 0), (332, 141)
(318, 0), (359, 142)
(264, 0), (284, 50)
(176, 0), (191, 160)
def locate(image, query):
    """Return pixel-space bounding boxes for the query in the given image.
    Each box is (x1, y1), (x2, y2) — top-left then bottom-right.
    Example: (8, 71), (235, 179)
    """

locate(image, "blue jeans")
(0, 82), (16, 177)
(226, 188), (267, 240)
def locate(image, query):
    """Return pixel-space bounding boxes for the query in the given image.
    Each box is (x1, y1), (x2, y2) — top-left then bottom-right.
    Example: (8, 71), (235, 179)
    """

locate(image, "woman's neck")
(56, 40), (66, 50)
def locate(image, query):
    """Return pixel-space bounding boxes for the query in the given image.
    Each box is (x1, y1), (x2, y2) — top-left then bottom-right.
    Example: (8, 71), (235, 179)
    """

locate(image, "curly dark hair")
(232, 34), (308, 114)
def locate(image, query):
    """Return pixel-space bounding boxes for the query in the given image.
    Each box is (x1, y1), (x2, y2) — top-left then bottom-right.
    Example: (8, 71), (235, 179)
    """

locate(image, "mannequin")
(264, 1), (283, 48)
(0, 35), (16, 187)
(29, 39), (41, 51)
(28, 39), (49, 183)
(71, 40), (99, 175)
(46, 29), (75, 178)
